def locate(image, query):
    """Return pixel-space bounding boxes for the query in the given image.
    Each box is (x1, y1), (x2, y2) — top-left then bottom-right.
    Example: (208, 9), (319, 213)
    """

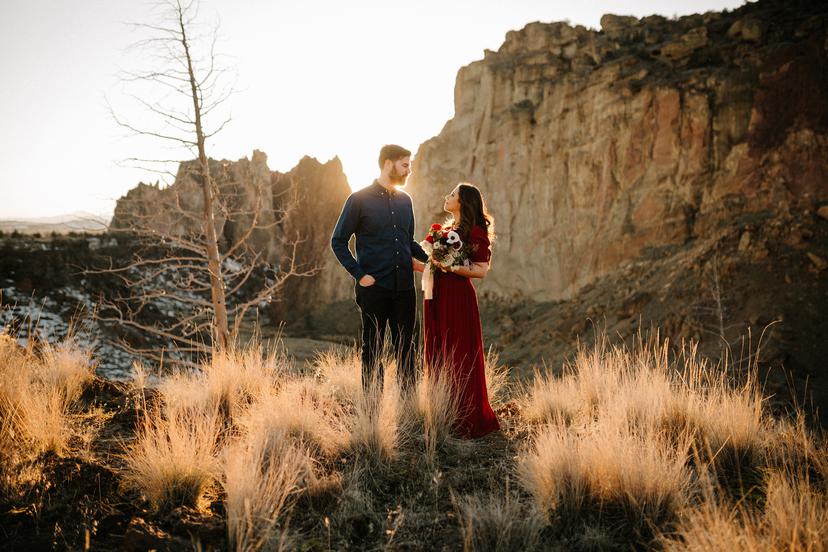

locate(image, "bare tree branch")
(96, 0), (311, 369)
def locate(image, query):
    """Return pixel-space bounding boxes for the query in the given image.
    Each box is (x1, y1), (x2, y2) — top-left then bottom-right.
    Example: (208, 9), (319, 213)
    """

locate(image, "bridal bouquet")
(420, 224), (470, 299)
(420, 224), (470, 272)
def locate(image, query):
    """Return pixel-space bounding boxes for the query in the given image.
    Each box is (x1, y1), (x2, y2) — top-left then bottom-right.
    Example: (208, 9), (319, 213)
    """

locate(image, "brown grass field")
(0, 329), (826, 551)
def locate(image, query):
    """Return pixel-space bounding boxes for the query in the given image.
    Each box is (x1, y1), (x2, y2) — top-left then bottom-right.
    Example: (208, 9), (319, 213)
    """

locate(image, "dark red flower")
(430, 223), (442, 231)
(425, 235), (435, 243)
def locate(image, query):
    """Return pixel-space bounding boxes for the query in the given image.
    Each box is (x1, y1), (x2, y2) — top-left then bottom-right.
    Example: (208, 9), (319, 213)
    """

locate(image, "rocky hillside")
(407, 0), (828, 301)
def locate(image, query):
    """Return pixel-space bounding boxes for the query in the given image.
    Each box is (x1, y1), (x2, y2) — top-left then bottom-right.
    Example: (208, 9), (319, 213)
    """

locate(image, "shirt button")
(391, 211), (394, 214)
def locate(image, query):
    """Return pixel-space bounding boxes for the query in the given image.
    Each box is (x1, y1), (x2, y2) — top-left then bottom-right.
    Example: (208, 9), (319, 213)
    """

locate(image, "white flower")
(446, 230), (462, 247)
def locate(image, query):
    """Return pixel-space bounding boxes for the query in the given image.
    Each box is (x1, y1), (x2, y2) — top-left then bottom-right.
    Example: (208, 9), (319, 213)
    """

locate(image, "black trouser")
(355, 283), (417, 394)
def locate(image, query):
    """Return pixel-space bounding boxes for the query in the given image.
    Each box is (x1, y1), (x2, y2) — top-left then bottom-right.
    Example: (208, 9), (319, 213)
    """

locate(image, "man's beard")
(389, 166), (408, 185)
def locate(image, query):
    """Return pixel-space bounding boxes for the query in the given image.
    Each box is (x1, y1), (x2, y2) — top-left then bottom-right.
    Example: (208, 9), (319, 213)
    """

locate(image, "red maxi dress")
(423, 225), (500, 438)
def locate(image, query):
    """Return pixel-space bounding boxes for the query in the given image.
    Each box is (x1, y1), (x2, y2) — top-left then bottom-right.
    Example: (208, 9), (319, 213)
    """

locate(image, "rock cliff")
(407, 0), (828, 300)
(268, 155), (354, 322)
(110, 151), (353, 313)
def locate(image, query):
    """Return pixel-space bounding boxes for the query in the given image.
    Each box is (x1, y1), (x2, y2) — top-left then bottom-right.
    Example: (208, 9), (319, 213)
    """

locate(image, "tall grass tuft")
(521, 369), (582, 426)
(348, 372), (404, 464)
(412, 364), (461, 464)
(456, 489), (544, 552)
(0, 334), (94, 460)
(763, 414), (828, 489)
(313, 347), (362, 405)
(239, 378), (349, 459)
(518, 333), (779, 543)
(124, 343), (296, 511)
(223, 431), (316, 552)
(663, 472), (828, 551)
(519, 419), (690, 536)
(159, 344), (288, 425)
(124, 402), (222, 511)
(484, 347), (510, 410)
(522, 334), (769, 479)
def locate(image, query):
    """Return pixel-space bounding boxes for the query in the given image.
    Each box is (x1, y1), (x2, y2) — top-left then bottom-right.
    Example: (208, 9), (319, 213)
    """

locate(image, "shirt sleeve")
(411, 237), (429, 263)
(469, 226), (491, 263)
(331, 195), (366, 281)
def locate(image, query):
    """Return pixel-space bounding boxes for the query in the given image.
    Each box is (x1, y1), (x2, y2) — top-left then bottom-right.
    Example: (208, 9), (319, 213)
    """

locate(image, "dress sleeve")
(468, 226), (491, 263)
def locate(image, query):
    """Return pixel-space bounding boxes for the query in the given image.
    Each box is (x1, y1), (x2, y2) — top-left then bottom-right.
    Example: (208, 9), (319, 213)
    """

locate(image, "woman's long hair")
(454, 183), (494, 242)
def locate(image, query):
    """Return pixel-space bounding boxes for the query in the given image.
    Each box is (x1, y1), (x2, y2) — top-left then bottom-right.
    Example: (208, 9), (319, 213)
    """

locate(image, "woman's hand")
(450, 262), (489, 279)
(412, 259), (426, 273)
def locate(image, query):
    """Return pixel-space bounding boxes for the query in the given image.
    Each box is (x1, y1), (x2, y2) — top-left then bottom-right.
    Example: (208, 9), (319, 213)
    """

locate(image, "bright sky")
(0, 0), (745, 219)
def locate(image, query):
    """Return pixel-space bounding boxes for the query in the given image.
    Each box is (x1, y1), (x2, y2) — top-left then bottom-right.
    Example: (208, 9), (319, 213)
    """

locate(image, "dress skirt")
(423, 263), (499, 439)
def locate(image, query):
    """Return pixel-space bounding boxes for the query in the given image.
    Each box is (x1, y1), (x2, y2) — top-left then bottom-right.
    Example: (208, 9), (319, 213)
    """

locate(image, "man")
(331, 144), (429, 395)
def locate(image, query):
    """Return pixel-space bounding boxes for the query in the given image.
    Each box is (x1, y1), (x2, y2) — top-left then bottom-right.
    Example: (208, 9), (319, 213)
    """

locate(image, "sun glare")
(0, 0), (746, 216)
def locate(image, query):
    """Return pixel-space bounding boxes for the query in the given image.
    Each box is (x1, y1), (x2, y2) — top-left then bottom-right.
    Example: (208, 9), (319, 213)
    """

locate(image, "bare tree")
(95, 0), (313, 365)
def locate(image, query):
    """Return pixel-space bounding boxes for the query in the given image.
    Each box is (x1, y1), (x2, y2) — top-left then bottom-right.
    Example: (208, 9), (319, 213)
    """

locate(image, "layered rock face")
(110, 151), (353, 311)
(407, 0), (828, 300)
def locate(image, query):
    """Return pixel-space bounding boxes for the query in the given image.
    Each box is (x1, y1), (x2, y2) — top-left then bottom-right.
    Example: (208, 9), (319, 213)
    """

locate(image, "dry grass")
(130, 361), (150, 393)
(456, 489), (544, 552)
(521, 370), (582, 426)
(519, 419), (691, 534)
(127, 343), (405, 520)
(313, 348), (409, 464)
(0, 334), (94, 462)
(4, 327), (824, 551)
(125, 343), (322, 513)
(316, 347), (467, 466)
(158, 344), (288, 424)
(763, 414), (828, 487)
(223, 431), (316, 552)
(239, 377), (349, 459)
(348, 373), (405, 463)
(663, 472), (828, 551)
(517, 334), (786, 544)
(123, 401), (223, 510)
(484, 347), (510, 410)
(110, 332), (828, 550)
(515, 331), (828, 550)
(760, 473), (828, 551)
(522, 335), (768, 467)
(412, 364), (461, 464)
(313, 347), (362, 404)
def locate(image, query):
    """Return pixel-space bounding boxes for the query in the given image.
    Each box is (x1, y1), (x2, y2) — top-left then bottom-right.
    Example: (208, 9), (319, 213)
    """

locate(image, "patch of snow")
(223, 257), (242, 273)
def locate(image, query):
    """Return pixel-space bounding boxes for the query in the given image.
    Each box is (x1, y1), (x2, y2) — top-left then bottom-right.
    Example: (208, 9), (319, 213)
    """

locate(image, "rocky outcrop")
(110, 151), (353, 312)
(407, 0), (828, 301)
(111, 151), (281, 260)
(268, 156), (353, 321)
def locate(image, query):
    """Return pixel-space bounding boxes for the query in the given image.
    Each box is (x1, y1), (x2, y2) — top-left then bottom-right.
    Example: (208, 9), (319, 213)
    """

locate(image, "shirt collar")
(371, 179), (397, 197)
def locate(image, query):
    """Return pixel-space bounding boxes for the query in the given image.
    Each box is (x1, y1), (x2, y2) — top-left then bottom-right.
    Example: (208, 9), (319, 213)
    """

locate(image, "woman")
(421, 183), (500, 438)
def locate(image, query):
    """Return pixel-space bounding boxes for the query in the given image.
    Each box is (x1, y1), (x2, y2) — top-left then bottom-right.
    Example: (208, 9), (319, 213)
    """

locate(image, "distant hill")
(0, 212), (109, 234)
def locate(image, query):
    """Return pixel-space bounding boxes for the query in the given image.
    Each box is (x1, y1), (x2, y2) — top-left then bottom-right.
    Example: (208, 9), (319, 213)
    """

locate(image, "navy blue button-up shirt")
(331, 180), (429, 291)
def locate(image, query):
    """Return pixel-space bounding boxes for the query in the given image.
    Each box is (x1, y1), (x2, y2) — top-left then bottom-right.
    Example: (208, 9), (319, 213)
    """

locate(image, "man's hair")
(378, 144), (411, 168)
